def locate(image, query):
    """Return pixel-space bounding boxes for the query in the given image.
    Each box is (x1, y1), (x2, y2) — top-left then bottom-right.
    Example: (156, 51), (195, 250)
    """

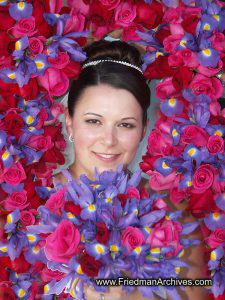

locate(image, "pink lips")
(92, 152), (120, 163)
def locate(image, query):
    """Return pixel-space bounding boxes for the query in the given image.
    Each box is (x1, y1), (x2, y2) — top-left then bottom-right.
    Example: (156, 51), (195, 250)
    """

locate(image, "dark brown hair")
(68, 40), (150, 125)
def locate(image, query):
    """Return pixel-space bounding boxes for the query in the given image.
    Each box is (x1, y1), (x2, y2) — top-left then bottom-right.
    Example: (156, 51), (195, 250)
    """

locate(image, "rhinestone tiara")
(82, 59), (143, 74)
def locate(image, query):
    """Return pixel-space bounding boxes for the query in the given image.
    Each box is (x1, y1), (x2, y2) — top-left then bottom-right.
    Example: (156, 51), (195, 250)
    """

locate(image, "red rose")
(32, 0), (45, 25)
(48, 52), (70, 69)
(0, 32), (13, 69)
(88, 1), (113, 26)
(42, 146), (65, 165)
(10, 253), (31, 273)
(181, 15), (200, 36)
(117, 193), (129, 208)
(181, 125), (209, 147)
(0, 79), (18, 97)
(144, 56), (176, 80)
(5, 111), (24, 137)
(186, 189), (218, 218)
(96, 222), (110, 245)
(41, 267), (65, 283)
(37, 20), (52, 37)
(0, 10), (15, 31)
(207, 135), (224, 155)
(140, 155), (161, 173)
(155, 27), (171, 44)
(172, 66), (194, 91)
(0, 264), (9, 281)
(78, 252), (102, 277)
(0, 287), (16, 300)
(17, 78), (39, 100)
(99, 0), (120, 10)
(27, 135), (54, 152)
(135, 1), (163, 30)
(64, 201), (82, 216)
(62, 61), (81, 78)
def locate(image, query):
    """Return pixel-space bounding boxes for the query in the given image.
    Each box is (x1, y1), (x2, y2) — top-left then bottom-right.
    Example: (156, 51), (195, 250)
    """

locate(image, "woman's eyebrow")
(84, 113), (103, 117)
(121, 117), (137, 121)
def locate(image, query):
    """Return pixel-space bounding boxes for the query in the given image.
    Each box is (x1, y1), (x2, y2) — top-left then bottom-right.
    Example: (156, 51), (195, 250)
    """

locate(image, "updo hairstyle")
(68, 40), (150, 125)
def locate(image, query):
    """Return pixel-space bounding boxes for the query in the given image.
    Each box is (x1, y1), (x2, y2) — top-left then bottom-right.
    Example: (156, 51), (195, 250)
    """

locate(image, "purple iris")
(198, 36), (219, 68)
(33, 54), (49, 76)
(9, 1), (33, 21)
(160, 97), (184, 117)
(177, 33), (198, 52)
(13, 36), (29, 60)
(204, 212), (225, 231)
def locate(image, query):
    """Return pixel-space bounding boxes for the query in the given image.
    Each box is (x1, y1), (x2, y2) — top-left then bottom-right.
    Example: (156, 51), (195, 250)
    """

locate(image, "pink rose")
(169, 49), (199, 68)
(126, 187), (140, 199)
(170, 186), (190, 204)
(155, 77), (177, 100)
(211, 31), (225, 52)
(43, 102), (64, 125)
(205, 229), (225, 249)
(63, 9), (85, 35)
(163, 34), (183, 54)
(37, 68), (69, 96)
(207, 135), (224, 155)
(122, 23), (145, 41)
(212, 173), (225, 193)
(114, 2), (136, 27)
(192, 164), (215, 194)
(121, 226), (145, 254)
(146, 219), (183, 256)
(48, 52), (70, 69)
(99, 0), (120, 10)
(163, 7), (182, 24)
(4, 191), (29, 211)
(147, 129), (172, 156)
(45, 188), (66, 215)
(41, 267), (65, 283)
(152, 197), (169, 210)
(11, 17), (37, 38)
(45, 220), (80, 263)
(47, 0), (62, 13)
(189, 74), (223, 101)
(1, 162), (26, 186)
(20, 210), (36, 229)
(67, 0), (90, 16)
(29, 37), (44, 56)
(149, 170), (181, 191)
(197, 59), (223, 77)
(27, 135), (54, 152)
(181, 125), (209, 147)
(209, 101), (222, 116)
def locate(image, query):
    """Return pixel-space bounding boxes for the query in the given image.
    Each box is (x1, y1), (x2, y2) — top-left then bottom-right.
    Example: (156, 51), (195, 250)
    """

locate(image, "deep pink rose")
(45, 220), (80, 263)
(48, 52), (70, 69)
(114, 2), (136, 27)
(45, 188), (66, 215)
(20, 210), (36, 229)
(63, 9), (85, 35)
(152, 197), (168, 210)
(147, 129), (172, 156)
(170, 186), (190, 204)
(121, 226), (145, 254)
(146, 219), (183, 256)
(27, 135), (54, 152)
(46, 0), (62, 13)
(11, 17), (37, 38)
(37, 68), (69, 96)
(192, 164), (215, 193)
(198, 59), (223, 77)
(99, 0), (120, 10)
(41, 267), (65, 283)
(149, 170), (181, 191)
(67, 0), (90, 16)
(211, 31), (225, 52)
(1, 162), (26, 186)
(163, 34), (183, 54)
(205, 229), (225, 249)
(126, 187), (140, 199)
(189, 74), (223, 101)
(155, 77), (177, 100)
(181, 125), (209, 147)
(4, 191), (29, 211)
(29, 37), (44, 56)
(169, 49), (199, 68)
(207, 135), (224, 155)
(163, 7), (182, 24)
(122, 23), (145, 41)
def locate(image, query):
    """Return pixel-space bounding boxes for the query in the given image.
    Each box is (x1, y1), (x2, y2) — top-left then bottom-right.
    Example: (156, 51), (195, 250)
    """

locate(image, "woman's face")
(66, 84), (147, 180)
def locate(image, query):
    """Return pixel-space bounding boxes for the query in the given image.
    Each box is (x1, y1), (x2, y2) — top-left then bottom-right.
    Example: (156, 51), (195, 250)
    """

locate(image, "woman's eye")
(119, 123), (135, 128)
(85, 119), (101, 125)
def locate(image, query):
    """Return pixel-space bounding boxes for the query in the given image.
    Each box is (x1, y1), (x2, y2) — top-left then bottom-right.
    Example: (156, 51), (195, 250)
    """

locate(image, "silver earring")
(69, 133), (75, 143)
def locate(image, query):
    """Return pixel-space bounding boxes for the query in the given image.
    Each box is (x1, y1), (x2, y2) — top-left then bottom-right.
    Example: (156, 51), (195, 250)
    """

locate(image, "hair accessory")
(69, 133), (75, 143)
(82, 59), (143, 74)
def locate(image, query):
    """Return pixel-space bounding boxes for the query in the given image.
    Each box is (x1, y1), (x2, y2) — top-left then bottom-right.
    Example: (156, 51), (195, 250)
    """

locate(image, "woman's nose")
(100, 125), (118, 146)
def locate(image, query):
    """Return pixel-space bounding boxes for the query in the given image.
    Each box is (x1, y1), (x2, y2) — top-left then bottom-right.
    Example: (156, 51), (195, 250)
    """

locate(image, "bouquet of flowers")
(17, 166), (201, 300)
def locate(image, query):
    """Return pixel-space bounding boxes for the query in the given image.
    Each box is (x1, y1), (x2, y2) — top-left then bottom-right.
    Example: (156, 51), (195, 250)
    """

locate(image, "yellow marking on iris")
(175, 267), (181, 274)
(88, 204), (96, 212)
(32, 245), (39, 254)
(18, 289), (25, 298)
(18, 2), (25, 10)
(27, 234), (36, 243)
(110, 244), (118, 252)
(106, 197), (112, 203)
(156, 52), (164, 58)
(77, 264), (83, 274)
(23, 99), (28, 105)
(70, 278), (79, 297)
(7, 214), (12, 224)
(210, 250), (216, 261)
(8, 73), (16, 79)
(67, 212), (75, 219)
(81, 233), (85, 242)
(44, 284), (49, 294)
(188, 148), (196, 157)
(135, 247), (141, 254)
(144, 226), (152, 234)
(0, 246), (8, 253)
(214, 130), (222, 136)
(213, 14), (219, 21)
(90, 184), (100, 189)
(15, 41), (21, 51)
(55, 13), (60, 17)
(135, 209), (138, 216)
(96, 244), (104, 254)
(35, 61), (45, 69)
(169, 97), (176, 107)
(162, 161), (170, 169)
(2, 151), (9, 160)
(28, 126), (35, 131)
(213, 212), (220, 220)
(203, 48), (211, 57)
(15, 273), (19, 278)
(180, 40), (186, 47)
(26, 116), (34, 124)
(204, 23), (211, 30)
(165, 216), (170, 220)
(179, 249), (185, 257)
(172, 129), (178, 137)
(187, 181), (192, 187)
(151, 248), (160, 254)
(47, 187), (52, 191)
